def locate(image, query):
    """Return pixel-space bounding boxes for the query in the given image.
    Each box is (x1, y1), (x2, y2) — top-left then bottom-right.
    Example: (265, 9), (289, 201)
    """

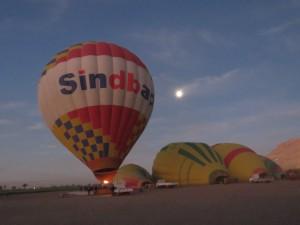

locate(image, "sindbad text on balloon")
(59, 70), (154, 106)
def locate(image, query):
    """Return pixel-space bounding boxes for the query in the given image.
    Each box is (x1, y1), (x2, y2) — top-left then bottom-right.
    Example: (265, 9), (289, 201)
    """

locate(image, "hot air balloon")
(212, 143), (269, 182)
(38, 41), (154, 183)
(152, 143), (229, 185)
(113, 164), (153, 189)
(259, 155), (284, 179)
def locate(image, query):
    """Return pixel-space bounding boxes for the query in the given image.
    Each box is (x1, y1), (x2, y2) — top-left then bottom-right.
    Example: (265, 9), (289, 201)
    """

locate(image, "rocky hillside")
(268, 138), (300, 171)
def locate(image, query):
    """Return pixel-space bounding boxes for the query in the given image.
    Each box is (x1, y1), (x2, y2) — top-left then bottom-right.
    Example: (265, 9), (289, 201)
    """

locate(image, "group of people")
(80, 184), (114, 195)
(81, 184), (100, 195)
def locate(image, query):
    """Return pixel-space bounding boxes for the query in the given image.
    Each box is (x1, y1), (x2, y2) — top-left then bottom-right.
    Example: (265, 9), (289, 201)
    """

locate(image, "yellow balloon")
(113, 164), (153, 189)
(212, 143), (268, 182)
(153, 143), (228, 185)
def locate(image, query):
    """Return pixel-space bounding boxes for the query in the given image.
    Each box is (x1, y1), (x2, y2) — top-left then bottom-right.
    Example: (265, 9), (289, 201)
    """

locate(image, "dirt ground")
(1, 180), (300, 225)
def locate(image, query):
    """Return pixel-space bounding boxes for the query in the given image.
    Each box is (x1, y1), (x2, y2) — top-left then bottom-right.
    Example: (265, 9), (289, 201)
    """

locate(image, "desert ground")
(1, 181), (300, 225)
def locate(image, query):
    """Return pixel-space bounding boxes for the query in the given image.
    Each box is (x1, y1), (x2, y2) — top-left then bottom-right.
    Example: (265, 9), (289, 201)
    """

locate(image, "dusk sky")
(1, 0), (300, 186)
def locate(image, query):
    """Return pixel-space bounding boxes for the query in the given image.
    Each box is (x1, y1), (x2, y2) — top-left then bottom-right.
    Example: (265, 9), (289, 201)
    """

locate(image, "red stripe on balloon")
(123, 178), (139, 188)
(82, 43), (97, 56)
(65, 105), (144, 151)
(68, 48), (81, 59)
(78, 107), (90, 123)
(116, 108), (136, 152)
(110, 106), (123, 142)
(116, 108), (131, 142)
(88, 106), (101, 129)
(110, 43), (125, 58)
(224, 148), (255, 168)
(118, 111), (139, 153)
(68, 110), (78, 119)
(54, 42), (147, 71)
(101, 106), (112, 135)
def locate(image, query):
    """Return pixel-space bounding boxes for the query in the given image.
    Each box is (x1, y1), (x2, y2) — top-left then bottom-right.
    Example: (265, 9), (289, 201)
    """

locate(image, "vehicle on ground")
(155, 179), (178, 188)
(249, 174), (274, 183)
(113, 182), (134, 195)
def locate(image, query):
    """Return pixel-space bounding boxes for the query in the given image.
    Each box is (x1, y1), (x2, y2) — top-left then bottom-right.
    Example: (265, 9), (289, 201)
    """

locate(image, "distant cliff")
(268, 138), (300, 171)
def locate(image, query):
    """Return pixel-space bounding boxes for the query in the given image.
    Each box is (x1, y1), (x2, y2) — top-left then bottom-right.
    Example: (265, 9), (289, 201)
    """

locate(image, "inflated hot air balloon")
(38, 41), (154, 183)
(260, 155), (284, 179)
(212, 143), (268, 182)
(152, 143), (229, 185)
(113, 164), (153, 189)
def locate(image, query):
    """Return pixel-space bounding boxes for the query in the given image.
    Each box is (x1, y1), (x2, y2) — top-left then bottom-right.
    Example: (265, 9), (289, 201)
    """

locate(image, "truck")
(249, 174), (274, 183)
(155, 179), (178, 188)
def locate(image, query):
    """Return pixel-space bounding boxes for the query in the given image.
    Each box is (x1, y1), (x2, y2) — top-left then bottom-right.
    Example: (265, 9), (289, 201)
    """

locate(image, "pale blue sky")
(1, 0), (300, 186)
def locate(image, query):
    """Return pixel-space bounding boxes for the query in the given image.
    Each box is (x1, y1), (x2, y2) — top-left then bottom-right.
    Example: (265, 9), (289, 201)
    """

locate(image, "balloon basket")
(94, 170), (117, 184)
(95, 188), (113, 196)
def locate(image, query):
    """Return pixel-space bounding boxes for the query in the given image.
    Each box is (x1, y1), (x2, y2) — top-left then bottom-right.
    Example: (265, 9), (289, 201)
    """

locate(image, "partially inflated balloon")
(153, 143), (229, 185)
(212, 143), (268, 182)
(259, 155), (284, 179)
(113, 164), (153, 189)
(38, 41), (154, 182)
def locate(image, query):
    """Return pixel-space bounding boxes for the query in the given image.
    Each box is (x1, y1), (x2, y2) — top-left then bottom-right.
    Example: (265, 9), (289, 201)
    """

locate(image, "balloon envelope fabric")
(38, 41), (154, 182)
(152, 143), (229, 185)
(113, 164), (153, 189)
(260, 155), (284, 179)
(212, 143), (269, 182)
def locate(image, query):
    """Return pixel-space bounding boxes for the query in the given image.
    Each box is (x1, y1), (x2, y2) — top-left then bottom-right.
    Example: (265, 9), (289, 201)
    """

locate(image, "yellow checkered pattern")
(52, 114), (118, 164)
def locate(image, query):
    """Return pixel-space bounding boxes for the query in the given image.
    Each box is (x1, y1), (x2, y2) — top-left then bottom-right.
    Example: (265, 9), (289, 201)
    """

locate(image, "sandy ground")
(1, 180), (300, 225)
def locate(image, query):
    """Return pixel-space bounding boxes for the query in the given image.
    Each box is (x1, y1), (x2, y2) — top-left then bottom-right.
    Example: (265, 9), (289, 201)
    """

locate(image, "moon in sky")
(175, 89), (184, 98)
